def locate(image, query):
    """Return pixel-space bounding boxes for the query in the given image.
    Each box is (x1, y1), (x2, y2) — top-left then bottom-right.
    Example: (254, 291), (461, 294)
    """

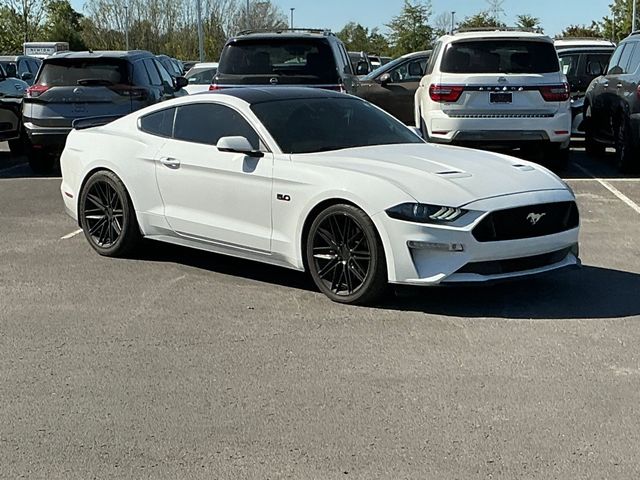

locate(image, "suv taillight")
(429, 84), (464, 102)
(637, 84), (640, 100)
(26, 84), (49, 98)
(539, 83), (570, 102)
(209, 84), (223, 91)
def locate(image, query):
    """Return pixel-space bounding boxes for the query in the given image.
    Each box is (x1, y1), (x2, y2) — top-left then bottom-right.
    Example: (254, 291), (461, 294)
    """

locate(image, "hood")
(293, 143), (567, 207)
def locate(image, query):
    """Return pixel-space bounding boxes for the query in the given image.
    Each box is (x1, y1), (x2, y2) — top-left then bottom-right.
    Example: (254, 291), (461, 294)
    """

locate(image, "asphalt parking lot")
(1, 142), (640, 479)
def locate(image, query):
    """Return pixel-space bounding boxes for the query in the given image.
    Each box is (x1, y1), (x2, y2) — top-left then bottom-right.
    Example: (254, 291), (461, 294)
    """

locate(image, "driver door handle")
(160, 157), (180, 169)
(617, 83), (623, 88)
(603, 82), (609, 88)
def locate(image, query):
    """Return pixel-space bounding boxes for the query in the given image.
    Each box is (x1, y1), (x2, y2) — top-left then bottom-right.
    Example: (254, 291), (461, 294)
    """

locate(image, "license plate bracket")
(490, 92), (512, 103)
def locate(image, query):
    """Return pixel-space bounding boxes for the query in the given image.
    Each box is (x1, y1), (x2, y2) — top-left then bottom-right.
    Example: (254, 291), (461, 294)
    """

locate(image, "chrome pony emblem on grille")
(527, 212), (546, 225)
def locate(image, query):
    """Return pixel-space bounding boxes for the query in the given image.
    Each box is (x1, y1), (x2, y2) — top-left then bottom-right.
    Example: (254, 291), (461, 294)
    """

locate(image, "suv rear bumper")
(426, 110), (572, 148)
(23, 122), (71, 150)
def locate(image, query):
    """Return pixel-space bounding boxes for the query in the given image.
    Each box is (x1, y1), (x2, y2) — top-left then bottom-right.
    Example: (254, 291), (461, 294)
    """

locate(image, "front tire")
(614, 116), (639, 174)
(306, 204), (387, 305)
(79, 170), (142, 257)
(584, 104), (605, 157)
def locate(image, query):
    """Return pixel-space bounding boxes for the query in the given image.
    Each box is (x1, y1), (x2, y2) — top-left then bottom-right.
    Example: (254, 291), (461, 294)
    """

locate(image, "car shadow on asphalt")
(387, 266), (640, 319)
(136, 240), (640, 319)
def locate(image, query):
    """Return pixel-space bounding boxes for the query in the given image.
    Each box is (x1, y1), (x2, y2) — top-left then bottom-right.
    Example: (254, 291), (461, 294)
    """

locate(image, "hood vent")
(512, 164), (535, 171)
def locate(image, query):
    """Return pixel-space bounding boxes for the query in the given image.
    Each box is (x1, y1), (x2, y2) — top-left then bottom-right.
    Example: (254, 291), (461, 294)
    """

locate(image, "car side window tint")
(388, 59), (425, 83)
(132, 60), (150, 85)
(559, 54), (579, 76)
(143, 58), (162, 85)
(618, 43), (636, 74)
(18, 59), (28, 75)
(140, 107), (175, 137)
(155, 60), (174, 87)
(173, 103), (260, 148)
(607, 44), (625, 74)
(626, 42), (640, 73)
(425, 43), (440, 75)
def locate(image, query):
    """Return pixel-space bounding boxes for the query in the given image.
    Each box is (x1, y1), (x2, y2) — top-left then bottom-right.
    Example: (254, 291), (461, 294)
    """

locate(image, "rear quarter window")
(140, 107), (175, 137)
(441, 40), (559, 74)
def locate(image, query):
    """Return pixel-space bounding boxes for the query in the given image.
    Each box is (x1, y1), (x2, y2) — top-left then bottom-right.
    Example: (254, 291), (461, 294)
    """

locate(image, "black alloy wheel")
(306, 204), (387, 305)
(583, 104), (606, 157)
(79, 170), (141, 257)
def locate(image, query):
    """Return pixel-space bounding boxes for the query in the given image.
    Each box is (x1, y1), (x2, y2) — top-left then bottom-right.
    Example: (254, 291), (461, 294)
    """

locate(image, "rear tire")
(79, 170), (142, 257)
(305, 204), (388, 305)
(8, 138), (25, 155)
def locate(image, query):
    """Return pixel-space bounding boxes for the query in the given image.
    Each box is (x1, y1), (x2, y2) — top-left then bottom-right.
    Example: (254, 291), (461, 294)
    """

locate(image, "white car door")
(154, 102), (273, 252)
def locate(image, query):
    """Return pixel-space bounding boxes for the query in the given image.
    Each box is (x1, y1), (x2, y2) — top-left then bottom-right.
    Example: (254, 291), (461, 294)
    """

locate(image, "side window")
(425, 43), (441, 75)
(28, 59), (40, 74)
(559, 54), (579, 76)
(607, 44), (625, 74)
(139, 107), (175, 137)
(387, 59), (425, 83)
(625, 42), (640, 74)
(337, 43), (352, 74)
(132, 60), (150, 85)
(18, 59), (29, 75)
(143, 58), (161, 86)
(154, 60), (174, 88)
(585, 53), (611, 76)
(173, 103), (260, 148)
(618, 43), (636, 74)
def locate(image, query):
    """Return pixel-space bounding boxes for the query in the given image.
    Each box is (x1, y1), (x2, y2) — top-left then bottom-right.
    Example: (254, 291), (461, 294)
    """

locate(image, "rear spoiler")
(72, 114), (125, 130)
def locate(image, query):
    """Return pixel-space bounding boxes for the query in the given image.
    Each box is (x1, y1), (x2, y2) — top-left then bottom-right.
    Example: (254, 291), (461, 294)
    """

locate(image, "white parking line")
(575, 164), (640, 215)
(60, 229), (83, 240)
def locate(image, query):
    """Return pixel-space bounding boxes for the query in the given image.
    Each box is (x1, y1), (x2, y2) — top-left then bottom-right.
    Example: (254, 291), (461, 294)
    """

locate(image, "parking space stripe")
(60, 229), (83, 240)
(575, 164), (640, 215)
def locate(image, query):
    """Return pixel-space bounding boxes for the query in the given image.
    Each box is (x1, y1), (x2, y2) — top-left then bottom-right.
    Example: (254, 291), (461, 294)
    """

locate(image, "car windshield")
(38, 58), (130, 86)
(186, 67), (218, 84)
(0, 61), (17, 77)
(441, 40), (559, 74)
(251, 97), (423, 154)
(219, 38), (339, 83)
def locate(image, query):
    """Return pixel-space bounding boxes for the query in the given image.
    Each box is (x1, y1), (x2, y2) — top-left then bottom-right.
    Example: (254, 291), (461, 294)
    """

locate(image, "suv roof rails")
(555, 36), (614, 42)
(236, 28), (334, 37)
(455, 26), (544, 34)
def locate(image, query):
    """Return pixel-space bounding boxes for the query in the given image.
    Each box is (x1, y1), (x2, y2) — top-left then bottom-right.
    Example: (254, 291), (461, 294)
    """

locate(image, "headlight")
(385, 203), (467, 223)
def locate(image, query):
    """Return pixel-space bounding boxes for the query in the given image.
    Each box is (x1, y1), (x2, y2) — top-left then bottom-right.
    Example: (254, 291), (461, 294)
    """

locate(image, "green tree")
(516, 14), (542, 31)
(559, 22), (603, 39)
(386, 0), (433, 57)
(337, 22), (390, 54)
(43, 0), (86, 50)
(0, 6), (25, 53)
(457, 11), (506, 30)
(601, 0), (636, 43)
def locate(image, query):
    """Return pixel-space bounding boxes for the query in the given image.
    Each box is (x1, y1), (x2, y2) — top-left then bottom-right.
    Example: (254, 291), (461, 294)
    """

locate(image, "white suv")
(415, 30), (571, 169)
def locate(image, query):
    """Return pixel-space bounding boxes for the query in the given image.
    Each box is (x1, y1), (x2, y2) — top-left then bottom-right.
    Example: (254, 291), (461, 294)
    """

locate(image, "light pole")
(124, 4), (129, 50)
(450, 11), (456, 34)
(196, 0), (204, 62)
(633, 0), (637, 32)
(290, 8), (295, 29)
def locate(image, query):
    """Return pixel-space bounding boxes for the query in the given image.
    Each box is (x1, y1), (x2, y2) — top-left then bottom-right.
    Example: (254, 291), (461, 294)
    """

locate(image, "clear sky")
(69, 0), (611, 38)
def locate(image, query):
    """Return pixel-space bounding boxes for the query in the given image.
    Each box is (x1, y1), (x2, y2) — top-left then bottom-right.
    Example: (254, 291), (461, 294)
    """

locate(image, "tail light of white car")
(26, 84), (50, 98)
(429, 84), (464, 103)
(539, 82), (570, 102)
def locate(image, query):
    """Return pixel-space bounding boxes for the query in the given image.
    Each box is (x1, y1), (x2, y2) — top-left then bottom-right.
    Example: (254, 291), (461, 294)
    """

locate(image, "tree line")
(0, 0), (637, 60)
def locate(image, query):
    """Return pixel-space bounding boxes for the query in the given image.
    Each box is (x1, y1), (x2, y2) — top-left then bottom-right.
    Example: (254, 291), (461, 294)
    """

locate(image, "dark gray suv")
(22, 50), (187, 173)
(584, 33), (640, 173)
(212, 29), (360, 94)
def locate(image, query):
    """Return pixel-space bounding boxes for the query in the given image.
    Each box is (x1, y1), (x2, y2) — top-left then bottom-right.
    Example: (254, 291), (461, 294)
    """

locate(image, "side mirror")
(21, 71), (33, 81)
(379, 73), (392, 85)
(355, 61), (369, 76)
(217, 136), (264, 158)
(174, 76), (188, 90)
(586, 62), (602, 76)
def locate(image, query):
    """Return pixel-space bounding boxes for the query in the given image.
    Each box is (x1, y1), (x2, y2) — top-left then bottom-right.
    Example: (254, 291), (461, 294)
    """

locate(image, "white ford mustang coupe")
(60, 88), (580, 304)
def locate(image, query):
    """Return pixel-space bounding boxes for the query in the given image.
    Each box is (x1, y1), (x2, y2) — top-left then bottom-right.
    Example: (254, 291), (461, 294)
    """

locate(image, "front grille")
(473, 201), (579, 242)
(457, 247), (572, 275)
